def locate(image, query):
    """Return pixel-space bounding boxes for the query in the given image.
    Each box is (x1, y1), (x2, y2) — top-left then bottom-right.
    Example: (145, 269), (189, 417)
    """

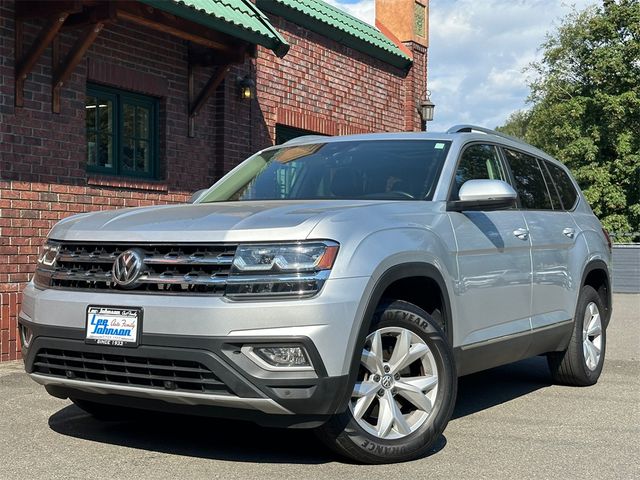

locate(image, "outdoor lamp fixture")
(238, 75), (255, 100)
(418, 90), (435, 131)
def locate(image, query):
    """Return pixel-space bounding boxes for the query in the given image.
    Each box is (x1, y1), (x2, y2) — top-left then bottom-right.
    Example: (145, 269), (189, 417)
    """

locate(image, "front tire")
(316, 300), (457, 464)
(547, 285), (606, 386)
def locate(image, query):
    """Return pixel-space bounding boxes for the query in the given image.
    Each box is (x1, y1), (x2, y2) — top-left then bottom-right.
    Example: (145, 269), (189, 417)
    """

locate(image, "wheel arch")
(581, 260), (612, 326)
(336, 262), (453, 414)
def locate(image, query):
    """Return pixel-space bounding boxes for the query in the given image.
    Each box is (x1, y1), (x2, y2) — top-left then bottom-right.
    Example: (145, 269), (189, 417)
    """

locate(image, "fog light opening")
(242, 345), (314, 371)
(20, 325), (33, 349)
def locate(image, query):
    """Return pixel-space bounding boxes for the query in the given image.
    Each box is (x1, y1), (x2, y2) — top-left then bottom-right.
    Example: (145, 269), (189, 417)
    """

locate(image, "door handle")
(563, 227), (576, 239)
(513, 228), (529, 240)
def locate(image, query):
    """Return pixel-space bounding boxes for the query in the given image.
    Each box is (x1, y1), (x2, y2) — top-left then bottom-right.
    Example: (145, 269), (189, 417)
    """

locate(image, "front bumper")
(19, 276), (369, 425)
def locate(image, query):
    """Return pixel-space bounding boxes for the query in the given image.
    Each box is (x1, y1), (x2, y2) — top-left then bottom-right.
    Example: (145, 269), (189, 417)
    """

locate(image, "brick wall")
(0, 0), (426, 361)
(0, 0), (208, 360)
(215, 15), (426, 170)
(256, 15), (416, 141)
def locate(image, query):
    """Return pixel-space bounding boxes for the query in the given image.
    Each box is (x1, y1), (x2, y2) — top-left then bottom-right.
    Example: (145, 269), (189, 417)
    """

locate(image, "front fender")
(332, 260), (455, 414)
(329, 224), (457, 414)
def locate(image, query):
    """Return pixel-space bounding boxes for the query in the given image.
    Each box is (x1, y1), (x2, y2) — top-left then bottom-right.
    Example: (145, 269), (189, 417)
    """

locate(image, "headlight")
(226, 241), (339, 299)
(232, 242), (338, 273)
(34, 240), (60, 288)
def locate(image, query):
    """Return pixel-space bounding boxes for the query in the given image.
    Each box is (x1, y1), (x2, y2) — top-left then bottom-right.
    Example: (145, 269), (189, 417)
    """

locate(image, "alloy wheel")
(349, 326), (439, 440)
(582, 302), (603, 371)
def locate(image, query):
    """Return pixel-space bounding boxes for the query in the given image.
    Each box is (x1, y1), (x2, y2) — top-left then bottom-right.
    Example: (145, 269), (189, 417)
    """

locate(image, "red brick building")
(0, 0), (430, 361)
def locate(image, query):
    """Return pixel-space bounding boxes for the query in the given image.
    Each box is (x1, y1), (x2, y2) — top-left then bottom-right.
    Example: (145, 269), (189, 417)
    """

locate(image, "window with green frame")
(86, 84), (159, 178)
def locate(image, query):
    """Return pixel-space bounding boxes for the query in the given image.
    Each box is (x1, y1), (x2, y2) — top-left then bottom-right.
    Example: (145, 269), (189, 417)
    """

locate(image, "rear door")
(503, 148), (580, 330)
(448, 143), (532, 350)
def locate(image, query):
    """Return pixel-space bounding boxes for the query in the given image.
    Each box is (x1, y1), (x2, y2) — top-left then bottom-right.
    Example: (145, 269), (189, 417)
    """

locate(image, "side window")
(452, 144), (506, 200)
(540, 159), (562, 210)
(545, 161), (579, 210)
(504, 148), (553, 210)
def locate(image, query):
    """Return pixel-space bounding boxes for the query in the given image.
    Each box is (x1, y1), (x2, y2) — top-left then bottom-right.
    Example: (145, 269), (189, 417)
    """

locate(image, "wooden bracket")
(14, 13), (69, 107)
(52, 22), (104, 113)
(188, 64), (231, 137)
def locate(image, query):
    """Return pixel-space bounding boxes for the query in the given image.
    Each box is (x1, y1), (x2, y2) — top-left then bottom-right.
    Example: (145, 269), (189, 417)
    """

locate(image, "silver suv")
(20, 125), (612, 464)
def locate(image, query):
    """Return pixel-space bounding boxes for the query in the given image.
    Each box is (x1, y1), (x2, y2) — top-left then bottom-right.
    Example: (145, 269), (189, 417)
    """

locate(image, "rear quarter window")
(545, 161), (579, 210)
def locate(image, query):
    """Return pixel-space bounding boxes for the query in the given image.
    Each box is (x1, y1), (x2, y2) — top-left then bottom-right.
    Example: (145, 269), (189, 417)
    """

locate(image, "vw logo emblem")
(381, 374), (394, 389)
(112, 249), (145, 288)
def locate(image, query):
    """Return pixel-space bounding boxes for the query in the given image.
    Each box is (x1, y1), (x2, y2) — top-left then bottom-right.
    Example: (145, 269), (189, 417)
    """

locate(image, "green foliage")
(498, 0), (640, 239)
(496, 110), (531, 140)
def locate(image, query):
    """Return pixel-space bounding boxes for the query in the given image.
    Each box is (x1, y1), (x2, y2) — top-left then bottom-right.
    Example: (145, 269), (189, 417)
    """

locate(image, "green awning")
(139, 0), (290, 57)
(256, 0), (412, 70)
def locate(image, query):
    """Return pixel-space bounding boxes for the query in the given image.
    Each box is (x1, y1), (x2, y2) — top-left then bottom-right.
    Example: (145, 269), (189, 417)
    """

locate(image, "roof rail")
(446, 124), (529, 147)
(282, 135), (330, 145)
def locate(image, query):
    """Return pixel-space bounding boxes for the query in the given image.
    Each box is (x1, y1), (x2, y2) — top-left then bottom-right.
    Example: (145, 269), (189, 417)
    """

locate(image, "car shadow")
(47, 356), (551, 464)
(453, 355), (552, 420)
(48, 407), (335, 464)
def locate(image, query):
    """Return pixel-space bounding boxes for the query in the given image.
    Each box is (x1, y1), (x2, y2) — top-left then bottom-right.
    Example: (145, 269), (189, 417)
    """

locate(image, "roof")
(272, 129), (561, 166)
(256, 0), (413, 70)
(138, 0), (290, 57)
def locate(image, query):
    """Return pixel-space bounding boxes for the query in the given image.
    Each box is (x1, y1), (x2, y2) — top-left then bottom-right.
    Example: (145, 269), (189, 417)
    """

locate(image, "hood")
(48, 200), (393, 243)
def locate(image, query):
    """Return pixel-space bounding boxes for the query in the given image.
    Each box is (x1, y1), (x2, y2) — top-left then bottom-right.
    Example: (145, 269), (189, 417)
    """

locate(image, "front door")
(448, 143), (532, 348)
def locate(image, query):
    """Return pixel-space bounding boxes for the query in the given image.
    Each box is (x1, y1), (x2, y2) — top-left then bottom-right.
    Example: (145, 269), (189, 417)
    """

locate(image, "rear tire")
(547, 285), (606, 386)
(316, 300), (457, 464)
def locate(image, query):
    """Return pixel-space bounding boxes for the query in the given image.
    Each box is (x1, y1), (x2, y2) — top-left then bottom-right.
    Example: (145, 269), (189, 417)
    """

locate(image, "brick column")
(376, 0), (429, 131)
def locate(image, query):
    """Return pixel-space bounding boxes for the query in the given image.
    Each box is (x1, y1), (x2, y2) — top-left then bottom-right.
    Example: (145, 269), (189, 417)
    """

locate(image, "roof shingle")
(139, 0), (290, 57)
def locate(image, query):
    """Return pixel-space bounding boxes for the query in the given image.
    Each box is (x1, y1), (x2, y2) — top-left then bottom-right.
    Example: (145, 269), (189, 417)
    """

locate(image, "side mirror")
(189, 189), (208, 204)
(447, 179), (517, 212)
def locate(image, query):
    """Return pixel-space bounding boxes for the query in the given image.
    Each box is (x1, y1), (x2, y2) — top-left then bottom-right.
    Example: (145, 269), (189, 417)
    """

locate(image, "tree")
(496, 110), (531, 140)
(498, 0), (640, 239)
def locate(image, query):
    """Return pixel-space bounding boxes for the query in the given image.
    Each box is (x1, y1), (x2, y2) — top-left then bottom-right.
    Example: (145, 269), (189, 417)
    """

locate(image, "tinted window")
(200, 140), (451, 202)
(545, 161), (578, 210)
(451, 144), (507, 200)
(504, 148), (553, 210)
(540, 159), (562, 209)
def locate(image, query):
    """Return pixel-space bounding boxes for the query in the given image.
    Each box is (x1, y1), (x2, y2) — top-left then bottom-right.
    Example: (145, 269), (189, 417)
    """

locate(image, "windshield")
(199, 140), (451, 202)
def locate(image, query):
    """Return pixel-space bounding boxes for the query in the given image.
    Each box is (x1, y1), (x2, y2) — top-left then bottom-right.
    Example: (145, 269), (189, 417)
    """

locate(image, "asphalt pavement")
(1, 294), (638, 480)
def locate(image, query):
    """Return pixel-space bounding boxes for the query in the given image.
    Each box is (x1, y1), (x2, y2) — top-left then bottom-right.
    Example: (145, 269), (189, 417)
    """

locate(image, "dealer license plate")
(86, 306), (141, 347)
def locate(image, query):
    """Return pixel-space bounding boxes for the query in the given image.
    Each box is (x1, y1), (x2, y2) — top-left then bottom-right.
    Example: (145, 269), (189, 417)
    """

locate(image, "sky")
(326, 0), (596, 131)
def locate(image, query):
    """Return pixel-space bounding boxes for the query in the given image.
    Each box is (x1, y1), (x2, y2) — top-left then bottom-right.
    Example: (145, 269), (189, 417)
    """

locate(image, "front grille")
(48, 242), (237, 295)
(33, 348), (231, 395)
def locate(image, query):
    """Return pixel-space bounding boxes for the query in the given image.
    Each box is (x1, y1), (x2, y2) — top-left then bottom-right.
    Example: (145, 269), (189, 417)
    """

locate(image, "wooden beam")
(189, 65), (231, 120)
(115, 1), (242, 54)
(52, 22), (104, 113)
(16, 15), (68, 80)
(15, 1), (82, 20)
(14, 13), (69, 107)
